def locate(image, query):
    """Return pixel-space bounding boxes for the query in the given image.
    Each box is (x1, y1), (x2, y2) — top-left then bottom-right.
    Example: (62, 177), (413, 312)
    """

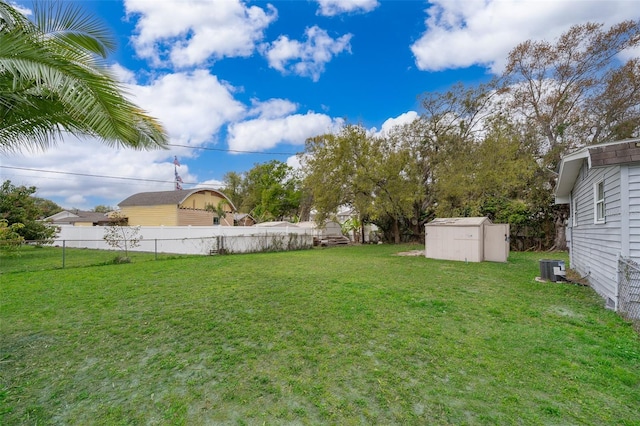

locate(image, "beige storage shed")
(425, 217), (509, 262)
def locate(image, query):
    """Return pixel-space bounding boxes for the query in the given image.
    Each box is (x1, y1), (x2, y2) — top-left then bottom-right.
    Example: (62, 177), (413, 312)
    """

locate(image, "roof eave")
(554, 148), (590, 204)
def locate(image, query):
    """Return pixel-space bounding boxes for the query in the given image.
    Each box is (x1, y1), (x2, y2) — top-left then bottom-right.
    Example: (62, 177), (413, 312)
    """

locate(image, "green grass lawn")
(1, 244), (639, 425)
(0, 245), (188, 274)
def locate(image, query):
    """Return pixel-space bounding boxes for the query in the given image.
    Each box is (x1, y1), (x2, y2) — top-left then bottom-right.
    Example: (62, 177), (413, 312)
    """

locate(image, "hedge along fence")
(51, 225), (315, 256)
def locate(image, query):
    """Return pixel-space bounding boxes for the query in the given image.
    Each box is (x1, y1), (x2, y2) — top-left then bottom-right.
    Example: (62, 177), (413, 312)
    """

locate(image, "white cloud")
(286, 154), (303, 170)
(373, 111), (419, 137)
(262, 26), (352, 81)
(2, 137), (197, 210)
(411, 0), (638, 73)
(9, 2), (31, 17)
(227, 113), (339, 152)
(196, 179), (224, 189)
(248, 98), (299, 119)
(316, 0), (379, 16)
(131, 69), (246, 146)
(65, 194), (89, 207)
(109, 63), (137, 85)
(124, 0), (277, 68)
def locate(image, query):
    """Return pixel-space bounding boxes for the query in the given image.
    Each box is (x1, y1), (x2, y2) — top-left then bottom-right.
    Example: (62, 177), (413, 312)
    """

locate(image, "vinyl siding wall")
(176, 192), (235, 226)
(177, 209), (234, 226)
(74, 222), (94, 227)
(178, 209), (214, 226)
(569, 162), (622, 306)
(120, 205), (178, 226)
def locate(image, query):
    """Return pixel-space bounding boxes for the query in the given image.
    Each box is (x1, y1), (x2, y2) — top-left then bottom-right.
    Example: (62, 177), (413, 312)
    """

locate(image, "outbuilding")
(425, 217), (509, 262)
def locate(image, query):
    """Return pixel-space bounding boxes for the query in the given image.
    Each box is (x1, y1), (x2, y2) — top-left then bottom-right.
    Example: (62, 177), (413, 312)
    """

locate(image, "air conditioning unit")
(539, 259), (566, 282)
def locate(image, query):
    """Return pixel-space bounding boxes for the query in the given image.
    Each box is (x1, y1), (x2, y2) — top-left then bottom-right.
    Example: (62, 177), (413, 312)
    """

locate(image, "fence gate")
(618, 257), (640, 322)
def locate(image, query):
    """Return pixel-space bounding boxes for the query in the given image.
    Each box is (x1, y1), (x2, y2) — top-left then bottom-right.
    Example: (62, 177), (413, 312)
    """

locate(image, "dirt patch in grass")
(395, 250), (424, 256)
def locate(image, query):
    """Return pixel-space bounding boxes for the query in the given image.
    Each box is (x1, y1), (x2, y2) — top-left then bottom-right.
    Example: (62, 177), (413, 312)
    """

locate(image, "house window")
(213, 216), (220, 225)
(594, 180), (605, 224)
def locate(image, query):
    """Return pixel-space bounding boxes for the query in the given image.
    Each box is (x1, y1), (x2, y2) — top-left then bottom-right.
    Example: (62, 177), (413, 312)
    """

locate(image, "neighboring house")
(555, 138), (640, 309)
(296, 221), (343, 237)
(44, 210), (115, 226)
(118, 188), (237, 226)
(233, 213), (256, 226)
(336, 206), (356, 224)
(296, 220), (350, 246)
(310, 206), (379, 243)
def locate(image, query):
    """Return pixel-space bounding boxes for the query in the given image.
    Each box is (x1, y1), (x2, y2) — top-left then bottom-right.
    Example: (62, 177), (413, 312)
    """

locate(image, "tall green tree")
(433, 117), (537, 217)
(220, 171), (245, 210)
(241, 160), (301, 222)
(0, 0), (168, 152)
(93, 205), (113, 213)
(302, 123), (424, 243)
(302, 125), (373, 233)
(416, 82), (503, 213)
(0, 180), (57, 242)
(367, 131), (424, 243)
(34, 197), (62, 218)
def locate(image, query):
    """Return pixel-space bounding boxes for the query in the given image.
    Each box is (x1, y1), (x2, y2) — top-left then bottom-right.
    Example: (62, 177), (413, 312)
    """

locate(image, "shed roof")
(426, 217), (491, 227)
(555, 138), (640, 204)
(118, 188), (236, 210)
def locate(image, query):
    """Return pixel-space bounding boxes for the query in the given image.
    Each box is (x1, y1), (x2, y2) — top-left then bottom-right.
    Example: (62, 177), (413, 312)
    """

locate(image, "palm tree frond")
(0, 0), (168, 153)
(33, 0), (116, 56)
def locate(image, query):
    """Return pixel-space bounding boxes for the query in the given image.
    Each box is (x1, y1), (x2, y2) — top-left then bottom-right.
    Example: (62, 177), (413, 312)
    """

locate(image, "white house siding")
(570, 163), (622, 306)
(630, 165), (640, 259)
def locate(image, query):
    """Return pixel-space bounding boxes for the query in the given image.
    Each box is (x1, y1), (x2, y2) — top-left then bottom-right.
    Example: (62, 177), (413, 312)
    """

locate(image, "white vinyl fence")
(52, 225), (314, 255)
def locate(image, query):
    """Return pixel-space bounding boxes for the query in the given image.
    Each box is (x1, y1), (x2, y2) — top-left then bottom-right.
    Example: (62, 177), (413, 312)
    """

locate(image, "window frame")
(572, 193), (578, 227)
(594, 180), (605, 224)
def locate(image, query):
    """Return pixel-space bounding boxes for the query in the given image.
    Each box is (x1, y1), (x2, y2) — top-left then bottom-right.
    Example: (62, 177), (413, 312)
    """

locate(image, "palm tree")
(0, 1), (168, 152)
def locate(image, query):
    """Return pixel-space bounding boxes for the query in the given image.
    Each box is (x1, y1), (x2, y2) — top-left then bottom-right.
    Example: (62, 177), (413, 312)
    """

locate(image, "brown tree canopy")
(503, 20), (640, 169)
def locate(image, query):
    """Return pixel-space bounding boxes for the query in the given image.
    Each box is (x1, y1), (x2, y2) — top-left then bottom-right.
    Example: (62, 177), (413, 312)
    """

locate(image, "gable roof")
(555, 138), (640, 204)
(118, 188), (236, 210)
(45, 210), (113, 225)
(45, 210), (80, 221)
(233, 213), (255, 221)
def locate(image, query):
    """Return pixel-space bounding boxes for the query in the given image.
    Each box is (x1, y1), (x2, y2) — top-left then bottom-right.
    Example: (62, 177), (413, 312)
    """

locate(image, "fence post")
(617, 254), (621, 311)
(155, 239), (158, 261)
(62, 240), (66, 269)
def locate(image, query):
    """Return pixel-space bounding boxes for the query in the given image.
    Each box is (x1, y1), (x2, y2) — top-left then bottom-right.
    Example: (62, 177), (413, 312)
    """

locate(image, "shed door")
(484, 224), (509, 262)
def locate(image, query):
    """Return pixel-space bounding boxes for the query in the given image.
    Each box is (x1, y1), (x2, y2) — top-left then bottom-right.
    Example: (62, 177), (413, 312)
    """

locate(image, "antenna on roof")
(173, 156), (183, 190)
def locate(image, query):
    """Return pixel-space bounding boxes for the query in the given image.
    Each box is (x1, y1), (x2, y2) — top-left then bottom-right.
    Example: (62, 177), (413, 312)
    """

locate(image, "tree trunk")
(393, 217), (400, 244)
(553, 208), (568, 250)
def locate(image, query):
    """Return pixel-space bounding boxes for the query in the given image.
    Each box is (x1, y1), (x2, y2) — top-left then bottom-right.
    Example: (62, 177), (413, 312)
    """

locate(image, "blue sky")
(2, 0), (638, 210)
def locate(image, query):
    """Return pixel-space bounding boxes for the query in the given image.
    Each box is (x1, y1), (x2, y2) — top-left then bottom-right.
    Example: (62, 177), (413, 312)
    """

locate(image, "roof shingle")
(118, 188), (235, 209)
